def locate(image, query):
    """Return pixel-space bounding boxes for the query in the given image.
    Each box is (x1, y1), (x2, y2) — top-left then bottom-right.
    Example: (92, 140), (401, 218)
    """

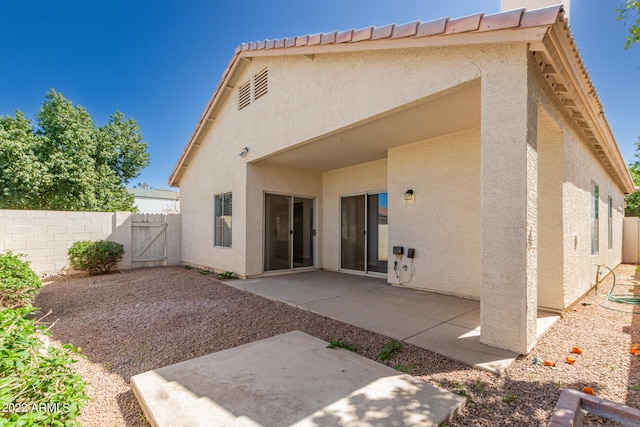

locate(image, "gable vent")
(253, 68), (268, 100)
(238, 80), (251, 110)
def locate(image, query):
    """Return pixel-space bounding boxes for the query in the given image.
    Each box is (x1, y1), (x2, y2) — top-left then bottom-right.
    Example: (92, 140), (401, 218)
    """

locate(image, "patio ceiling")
(254, 82), (481, 172)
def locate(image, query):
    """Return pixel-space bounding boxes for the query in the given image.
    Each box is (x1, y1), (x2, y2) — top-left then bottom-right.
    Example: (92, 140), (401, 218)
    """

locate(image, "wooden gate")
(131, 214), (168, 268)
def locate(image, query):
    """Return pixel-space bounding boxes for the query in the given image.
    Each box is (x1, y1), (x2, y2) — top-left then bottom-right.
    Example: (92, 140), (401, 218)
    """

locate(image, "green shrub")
(68, 240), (124, 275)
(0, 306), (88, 426)
(0, 252), (42, 309)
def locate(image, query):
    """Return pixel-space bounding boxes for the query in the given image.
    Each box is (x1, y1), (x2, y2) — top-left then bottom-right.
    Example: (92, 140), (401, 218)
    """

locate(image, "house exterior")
(169, 0), (635, 354)
(129, 187), (180, 214)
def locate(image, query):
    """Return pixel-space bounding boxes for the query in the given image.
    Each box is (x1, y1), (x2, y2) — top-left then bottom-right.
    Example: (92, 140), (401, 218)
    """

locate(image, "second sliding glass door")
(341, 193), (388, 274)
(264, 194), (315, 272)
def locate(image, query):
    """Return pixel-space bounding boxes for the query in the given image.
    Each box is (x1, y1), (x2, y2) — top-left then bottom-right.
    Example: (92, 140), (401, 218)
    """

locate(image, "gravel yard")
(34, 265), (640, 426)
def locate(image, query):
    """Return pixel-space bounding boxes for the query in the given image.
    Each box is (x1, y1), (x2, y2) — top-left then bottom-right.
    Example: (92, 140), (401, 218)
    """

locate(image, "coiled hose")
(598, 265), (640, 314)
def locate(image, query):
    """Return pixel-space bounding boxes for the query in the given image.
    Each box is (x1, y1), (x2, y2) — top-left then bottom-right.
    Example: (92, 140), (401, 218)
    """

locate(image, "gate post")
(166, 214), (181, 266)
(112, 212), (132, 270)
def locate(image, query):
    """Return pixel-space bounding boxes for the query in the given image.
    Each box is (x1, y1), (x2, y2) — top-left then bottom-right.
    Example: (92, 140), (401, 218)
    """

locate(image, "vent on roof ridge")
(254, 67), (268, 100)
(238, 80), (251, 110)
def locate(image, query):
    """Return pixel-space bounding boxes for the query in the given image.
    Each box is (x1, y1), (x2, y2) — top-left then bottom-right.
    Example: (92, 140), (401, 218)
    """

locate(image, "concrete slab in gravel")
(131, 331), (466, 427)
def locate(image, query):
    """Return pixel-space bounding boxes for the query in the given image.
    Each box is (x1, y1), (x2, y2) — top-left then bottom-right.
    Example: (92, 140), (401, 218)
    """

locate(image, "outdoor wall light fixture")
(404, 189), (414, 201)
(238, 147), (249, 157)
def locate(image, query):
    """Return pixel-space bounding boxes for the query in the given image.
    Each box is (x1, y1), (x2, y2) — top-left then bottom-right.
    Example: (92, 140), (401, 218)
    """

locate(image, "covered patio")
(228, 270), (560, 375)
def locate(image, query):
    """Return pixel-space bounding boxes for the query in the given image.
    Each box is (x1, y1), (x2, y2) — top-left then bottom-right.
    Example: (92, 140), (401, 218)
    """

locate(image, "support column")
(480, 50), (538, 354)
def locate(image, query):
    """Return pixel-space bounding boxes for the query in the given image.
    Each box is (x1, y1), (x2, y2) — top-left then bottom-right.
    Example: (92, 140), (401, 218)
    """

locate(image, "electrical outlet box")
(407, 248), (415, 258)
(392, 246), (403, 255)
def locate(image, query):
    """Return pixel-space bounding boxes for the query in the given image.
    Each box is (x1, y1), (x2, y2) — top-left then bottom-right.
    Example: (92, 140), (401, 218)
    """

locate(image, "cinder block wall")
(0, 210), (128, 275)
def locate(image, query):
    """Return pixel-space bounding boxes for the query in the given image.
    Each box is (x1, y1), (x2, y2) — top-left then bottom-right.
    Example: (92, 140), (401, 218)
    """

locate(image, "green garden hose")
(598, 265), (640, 314)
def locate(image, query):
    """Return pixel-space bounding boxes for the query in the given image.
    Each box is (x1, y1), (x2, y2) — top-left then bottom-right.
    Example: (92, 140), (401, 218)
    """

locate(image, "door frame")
(263, 191), (317, 274)
(339, 190), (388, 277)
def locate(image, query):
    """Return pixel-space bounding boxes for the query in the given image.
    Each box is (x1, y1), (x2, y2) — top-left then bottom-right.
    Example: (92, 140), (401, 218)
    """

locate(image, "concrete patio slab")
(228, 271), (387, 306)
(406, 323), (517, 373)
(537, 310), (561, 336)
(355, 285), (480, 322)
(234, 270), (555, 375)
(446, 307), (481, 330)
(305, 295), (443, 340)
(446, 308), (561, 337)
(131, 331), (466, 427)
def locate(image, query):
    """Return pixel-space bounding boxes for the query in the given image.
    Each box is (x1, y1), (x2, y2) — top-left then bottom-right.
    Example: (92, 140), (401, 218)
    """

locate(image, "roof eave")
(538, 23), (634, 194)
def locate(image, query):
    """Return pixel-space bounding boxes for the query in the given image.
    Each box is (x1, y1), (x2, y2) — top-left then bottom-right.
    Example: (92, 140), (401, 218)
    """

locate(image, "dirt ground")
(34, 265), (640, 426)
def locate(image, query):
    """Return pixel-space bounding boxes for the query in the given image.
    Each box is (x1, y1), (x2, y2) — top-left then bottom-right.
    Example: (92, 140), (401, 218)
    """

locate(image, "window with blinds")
(214, 192), (232, 247)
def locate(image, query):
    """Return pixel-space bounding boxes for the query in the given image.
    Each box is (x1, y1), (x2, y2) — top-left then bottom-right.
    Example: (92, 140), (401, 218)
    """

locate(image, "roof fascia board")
(544, 26), (634, 193)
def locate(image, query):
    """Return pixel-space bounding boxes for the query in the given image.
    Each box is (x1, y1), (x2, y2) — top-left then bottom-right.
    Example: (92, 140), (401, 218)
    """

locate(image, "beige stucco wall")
(178, 87), (249, 274)
(562, 126), (625, 306)
(321, 159), (388, 272)
(387, 128), (481, 298)
(236, 46), (485, 161)
(178, 44), (492, 276)
(529, 63), (625, 309)
(537, 108), (564, 310)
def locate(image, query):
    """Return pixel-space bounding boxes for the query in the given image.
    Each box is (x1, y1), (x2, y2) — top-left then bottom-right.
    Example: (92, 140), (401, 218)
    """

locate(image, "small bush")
(0, 306), (88, 426)
(68, 240), (124, 275)
(0, 252), (42, 309)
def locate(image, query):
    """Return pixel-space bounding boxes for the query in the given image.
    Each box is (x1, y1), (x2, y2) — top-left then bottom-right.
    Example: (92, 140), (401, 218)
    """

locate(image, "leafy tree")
(0, 90), (149, 211)
(626, 152), (640, 217)
(617, 1), (640, 48)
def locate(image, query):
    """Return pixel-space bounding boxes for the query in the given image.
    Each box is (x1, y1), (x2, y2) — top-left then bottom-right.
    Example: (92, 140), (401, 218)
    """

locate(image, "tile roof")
(236, 6), (562, 54)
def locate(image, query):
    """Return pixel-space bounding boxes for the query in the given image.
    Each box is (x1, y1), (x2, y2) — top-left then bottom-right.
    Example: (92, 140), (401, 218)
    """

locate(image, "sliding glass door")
(264, 194), (315, 272)
(341, 192), (388, 274)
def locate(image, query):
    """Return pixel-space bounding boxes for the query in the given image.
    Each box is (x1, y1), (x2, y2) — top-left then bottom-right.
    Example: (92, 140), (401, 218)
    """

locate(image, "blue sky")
(2, 1), (639, 189)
